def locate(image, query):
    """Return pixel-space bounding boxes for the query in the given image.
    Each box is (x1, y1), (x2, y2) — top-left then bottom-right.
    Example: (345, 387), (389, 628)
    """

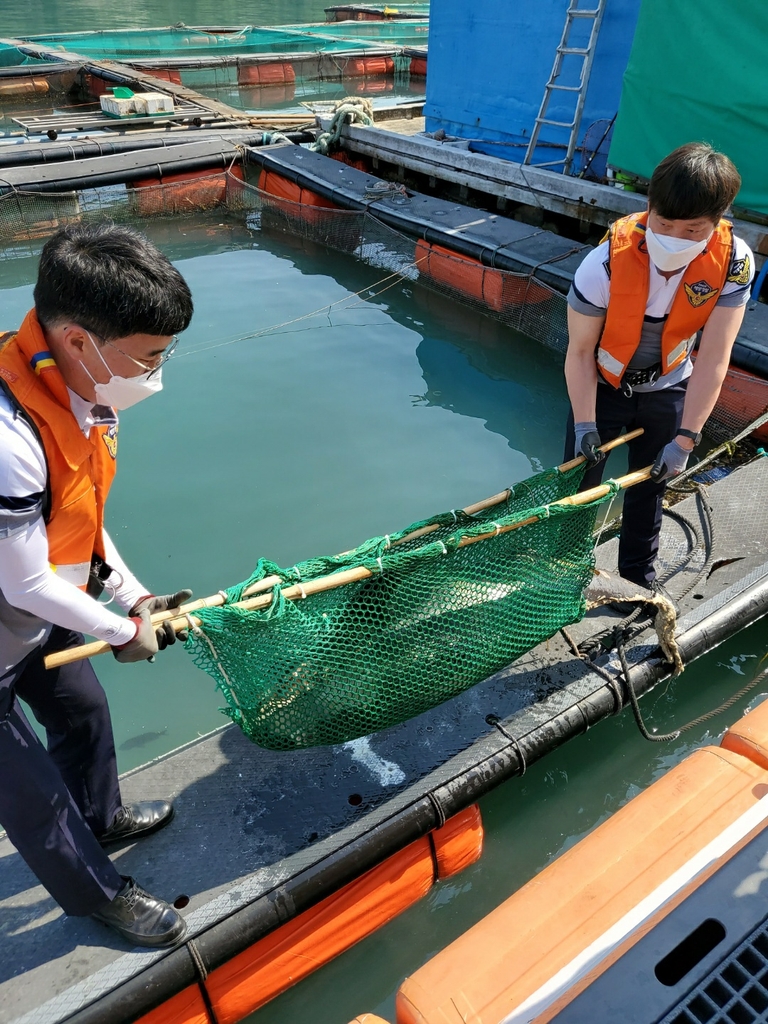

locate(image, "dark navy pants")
(0, 627), (123, 915)
(564, 382), (687, 587)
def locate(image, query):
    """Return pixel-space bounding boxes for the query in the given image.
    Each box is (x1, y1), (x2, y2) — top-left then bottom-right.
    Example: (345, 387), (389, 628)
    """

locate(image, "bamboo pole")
(44, 456), (649, 670)
(393, 427), (644, 547)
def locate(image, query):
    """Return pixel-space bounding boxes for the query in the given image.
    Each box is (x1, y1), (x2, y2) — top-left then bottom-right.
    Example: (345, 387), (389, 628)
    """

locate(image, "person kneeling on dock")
(0, 224), (193, 948)
(564, 142), (754, 589)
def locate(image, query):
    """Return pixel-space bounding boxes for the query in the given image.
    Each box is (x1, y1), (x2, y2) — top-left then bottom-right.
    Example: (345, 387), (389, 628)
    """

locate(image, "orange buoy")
(344, 56), (395, 78)
(258, 168), (343, 230)
(142, 67), (183, 85)
(415, 240), (507, 311)
(134, 985), (209, 1024)
(237, 61), (296, 87)
(0, 76), (49, 97)
(395, 747), (768, 1024)
(415, 240), (552, 313)
(409, 57), (428, 77)
(204, 806), (483, 1023)
(431, 804), (483, 879)
(129, 166), (244, 217)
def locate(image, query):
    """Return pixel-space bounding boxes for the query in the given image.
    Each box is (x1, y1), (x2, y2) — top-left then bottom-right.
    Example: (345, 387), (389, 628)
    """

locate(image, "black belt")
(620, 363), (661, 396)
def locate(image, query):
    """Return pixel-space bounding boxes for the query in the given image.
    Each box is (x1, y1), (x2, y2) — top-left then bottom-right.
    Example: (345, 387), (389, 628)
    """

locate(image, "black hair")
(34, 222), (193, 340)
(647, 142), (741, 223)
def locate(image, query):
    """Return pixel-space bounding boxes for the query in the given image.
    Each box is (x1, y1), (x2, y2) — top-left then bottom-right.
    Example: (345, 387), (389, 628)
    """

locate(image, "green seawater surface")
(4, 206), (766, 1024)
(0, 4), (766, 1024)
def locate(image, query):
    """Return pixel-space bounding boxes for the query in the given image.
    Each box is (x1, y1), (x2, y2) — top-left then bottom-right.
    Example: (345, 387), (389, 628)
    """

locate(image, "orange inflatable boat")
(349, 695), (768, 1024)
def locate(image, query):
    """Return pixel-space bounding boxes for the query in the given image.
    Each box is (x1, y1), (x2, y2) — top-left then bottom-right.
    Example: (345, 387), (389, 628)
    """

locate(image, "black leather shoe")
(92, 877), (187, 948)
(99, 800), (174, 847)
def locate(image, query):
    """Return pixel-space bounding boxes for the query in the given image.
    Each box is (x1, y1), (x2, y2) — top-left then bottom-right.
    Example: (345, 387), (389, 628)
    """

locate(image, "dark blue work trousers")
(0, 626), (123, 915)
(564, 381), (687, 587)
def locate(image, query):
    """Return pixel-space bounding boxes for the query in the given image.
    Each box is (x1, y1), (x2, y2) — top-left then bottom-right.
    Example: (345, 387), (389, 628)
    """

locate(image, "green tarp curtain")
(609, 0), (768, 216)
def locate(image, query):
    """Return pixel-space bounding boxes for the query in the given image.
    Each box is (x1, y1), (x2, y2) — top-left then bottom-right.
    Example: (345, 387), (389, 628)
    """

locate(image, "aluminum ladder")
(523, 0), (607, 174)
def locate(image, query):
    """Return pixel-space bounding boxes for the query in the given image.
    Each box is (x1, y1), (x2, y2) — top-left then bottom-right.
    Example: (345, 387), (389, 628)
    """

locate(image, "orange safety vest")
(0, 310), (117, 590)
(596, 211), (733, 388)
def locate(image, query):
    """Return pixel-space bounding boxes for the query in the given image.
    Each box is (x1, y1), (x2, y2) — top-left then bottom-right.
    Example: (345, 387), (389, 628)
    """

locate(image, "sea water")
(3, 202), (766, 1024)
(1, 3), (767, 1023)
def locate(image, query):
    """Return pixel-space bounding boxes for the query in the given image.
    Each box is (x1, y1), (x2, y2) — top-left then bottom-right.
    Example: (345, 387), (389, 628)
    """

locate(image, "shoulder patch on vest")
(727, 253), (751, 286)
(0, 367), (18, 384)
(102, 423), (118, 459)
(684, 280), (719, 308)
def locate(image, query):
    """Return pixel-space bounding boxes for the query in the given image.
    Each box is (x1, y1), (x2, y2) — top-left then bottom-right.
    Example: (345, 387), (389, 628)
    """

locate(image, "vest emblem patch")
(727, 254), (751, 286)
(684, 280), (719, 308)
(0, 367), (18, 383)
(102, 424), (118, 459)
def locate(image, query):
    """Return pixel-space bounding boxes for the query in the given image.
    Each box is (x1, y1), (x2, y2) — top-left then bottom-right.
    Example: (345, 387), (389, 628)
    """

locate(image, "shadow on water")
(258, 226), (570, 463)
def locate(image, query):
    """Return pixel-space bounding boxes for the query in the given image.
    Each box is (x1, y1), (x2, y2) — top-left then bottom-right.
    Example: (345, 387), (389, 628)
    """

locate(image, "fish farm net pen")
(1, 166), (763, 446)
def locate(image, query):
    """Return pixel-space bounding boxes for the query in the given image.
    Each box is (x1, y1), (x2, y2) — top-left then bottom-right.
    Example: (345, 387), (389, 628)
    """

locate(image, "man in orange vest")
(0, 224), (194, 947)
(564, 143), (753, 588)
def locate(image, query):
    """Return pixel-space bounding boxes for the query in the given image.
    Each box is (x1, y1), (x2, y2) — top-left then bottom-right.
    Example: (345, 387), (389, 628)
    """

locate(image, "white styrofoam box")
(133, 93), (175, 115)
(99, 94), (136, 117)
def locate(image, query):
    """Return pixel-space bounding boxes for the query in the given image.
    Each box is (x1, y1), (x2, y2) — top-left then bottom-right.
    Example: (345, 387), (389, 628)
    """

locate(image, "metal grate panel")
(659, 919), (768, 1024)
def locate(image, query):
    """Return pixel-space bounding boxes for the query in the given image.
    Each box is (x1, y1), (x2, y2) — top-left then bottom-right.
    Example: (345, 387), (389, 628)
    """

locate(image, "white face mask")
(644, 226), (712, 272)
(81, 332), (163, 410)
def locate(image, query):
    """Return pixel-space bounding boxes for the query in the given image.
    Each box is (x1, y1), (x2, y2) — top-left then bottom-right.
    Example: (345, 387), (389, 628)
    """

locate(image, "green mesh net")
(22, 23), (427, 59)
(185, 462), (615, 750)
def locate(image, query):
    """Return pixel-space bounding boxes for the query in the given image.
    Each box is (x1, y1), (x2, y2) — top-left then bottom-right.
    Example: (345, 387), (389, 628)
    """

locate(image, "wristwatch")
(676, 428), (702, 445)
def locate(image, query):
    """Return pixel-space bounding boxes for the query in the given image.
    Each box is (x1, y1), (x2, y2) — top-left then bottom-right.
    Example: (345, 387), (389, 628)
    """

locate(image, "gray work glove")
(129, 590), (193, 649)
(573, 421), (604, 464)
(111, 608), (159, 663)
(651, 439), (690, 482)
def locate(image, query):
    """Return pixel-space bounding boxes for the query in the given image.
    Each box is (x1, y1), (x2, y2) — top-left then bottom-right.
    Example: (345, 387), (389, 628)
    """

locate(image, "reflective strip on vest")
(665, 334), (694, 370)
(597, 348), (625, 378)
(50, 561), (90, 588)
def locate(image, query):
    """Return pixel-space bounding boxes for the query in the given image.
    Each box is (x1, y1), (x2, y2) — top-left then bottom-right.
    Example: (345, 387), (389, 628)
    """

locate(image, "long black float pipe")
(0, 62), (76, 79)
(244, 145), (768, 375)
(0, 135), (313, 194)
(0, 132), (311, 171)
(244, 145), (580, 294)
(55, 571), (768, 1024)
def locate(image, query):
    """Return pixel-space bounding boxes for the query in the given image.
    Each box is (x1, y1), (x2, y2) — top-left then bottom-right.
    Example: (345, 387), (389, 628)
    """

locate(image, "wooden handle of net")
(44, 439), (645, 671)
(395, 427), (644, 546)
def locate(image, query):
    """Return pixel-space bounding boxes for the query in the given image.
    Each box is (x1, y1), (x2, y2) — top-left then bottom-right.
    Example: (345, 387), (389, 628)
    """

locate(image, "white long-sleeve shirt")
(0, 388), (142, 674)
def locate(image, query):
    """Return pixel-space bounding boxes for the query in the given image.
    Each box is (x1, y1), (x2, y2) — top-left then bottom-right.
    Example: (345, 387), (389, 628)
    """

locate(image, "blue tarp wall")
(423, 0), (642, 176)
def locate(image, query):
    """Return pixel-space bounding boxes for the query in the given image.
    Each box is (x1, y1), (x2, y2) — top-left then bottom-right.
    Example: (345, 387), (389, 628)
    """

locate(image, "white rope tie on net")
(593, 488), (617, 552)
(189, 621), (242, 709)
